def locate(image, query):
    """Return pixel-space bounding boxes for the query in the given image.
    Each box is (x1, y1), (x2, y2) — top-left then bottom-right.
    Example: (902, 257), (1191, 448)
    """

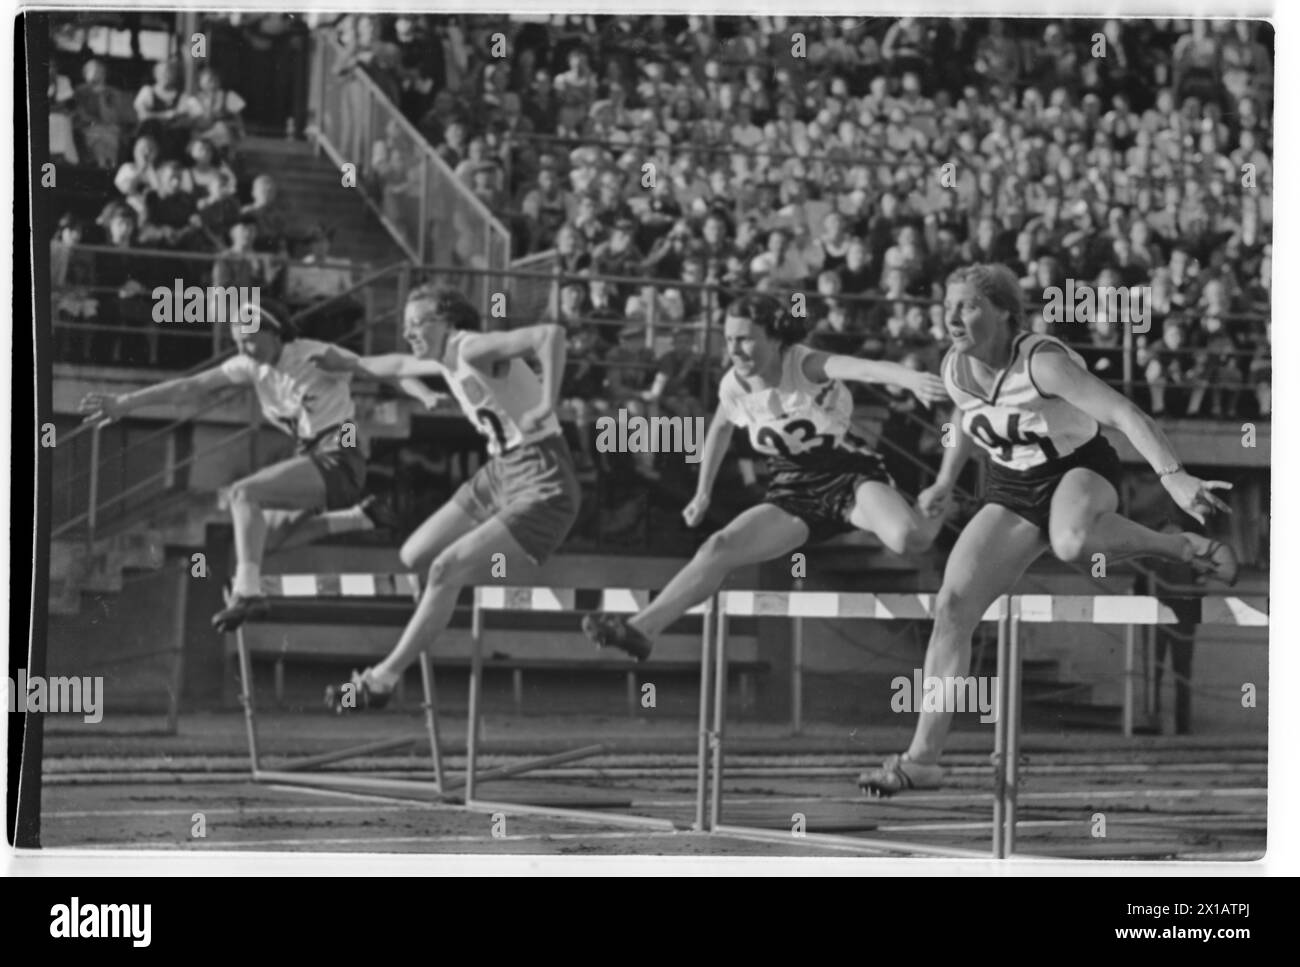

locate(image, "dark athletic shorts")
(453, 433), (581, 565)
(984, 433), (1123, 535)
(301, 426), (367, 511)
(764, 450), (894, 545)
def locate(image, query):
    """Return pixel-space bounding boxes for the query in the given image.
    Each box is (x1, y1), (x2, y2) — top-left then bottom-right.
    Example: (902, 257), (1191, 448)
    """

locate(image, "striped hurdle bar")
(710, 591), (1005, 859)
(226, 574), (452, 797)
(995, 594), (1269, 858)
(470, 586), (712, 832)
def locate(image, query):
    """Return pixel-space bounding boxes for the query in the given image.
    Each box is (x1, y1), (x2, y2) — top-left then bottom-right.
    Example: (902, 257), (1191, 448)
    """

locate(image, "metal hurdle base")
(700, 592), (1008, 859)
(229, 582), (710, 833)
(454, 587), (718, 833)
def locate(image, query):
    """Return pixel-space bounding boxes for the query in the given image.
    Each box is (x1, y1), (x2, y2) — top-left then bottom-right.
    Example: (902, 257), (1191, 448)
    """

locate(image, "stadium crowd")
(48, 14), (1272, 425)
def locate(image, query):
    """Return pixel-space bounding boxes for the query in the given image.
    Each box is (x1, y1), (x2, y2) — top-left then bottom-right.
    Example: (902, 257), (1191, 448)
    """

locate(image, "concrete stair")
(236, 135), (409, 268)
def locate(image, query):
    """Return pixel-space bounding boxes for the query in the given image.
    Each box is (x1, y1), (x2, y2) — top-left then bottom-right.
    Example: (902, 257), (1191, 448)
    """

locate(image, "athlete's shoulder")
(1024, 333), (1084, 397)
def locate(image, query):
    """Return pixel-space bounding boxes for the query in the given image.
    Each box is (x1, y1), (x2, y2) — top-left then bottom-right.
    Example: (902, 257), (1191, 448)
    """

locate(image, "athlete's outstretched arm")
(459, 324), (566, 403)
(917, 416), (974, 518)
(311, 347), (446, 379)
(805, 351), (949, 406)
(78, 365), (234, 422)
(1033, 347), (1232, 524)
(459, 324), (567, 430)
(682, 406), (736, 527)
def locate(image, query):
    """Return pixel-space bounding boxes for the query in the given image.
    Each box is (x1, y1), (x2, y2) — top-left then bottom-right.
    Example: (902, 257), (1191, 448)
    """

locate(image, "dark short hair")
(246, 298), (297, 341)
(406, 284), (480, 330)
(724, 292), (805, 347)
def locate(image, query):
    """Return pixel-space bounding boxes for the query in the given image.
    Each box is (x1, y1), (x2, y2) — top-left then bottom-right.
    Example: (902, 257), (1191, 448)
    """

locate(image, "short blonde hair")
(947, 263), (1024, 330)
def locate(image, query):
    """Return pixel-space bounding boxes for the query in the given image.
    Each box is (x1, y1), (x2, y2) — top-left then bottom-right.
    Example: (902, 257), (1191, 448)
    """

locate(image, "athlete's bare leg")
(629, 503), (810, 639)
(370, 514), (535, 683)
(848, 480), (947, 556)
(905, 504), (1047, 764)
(1047, 468), (1202, 565)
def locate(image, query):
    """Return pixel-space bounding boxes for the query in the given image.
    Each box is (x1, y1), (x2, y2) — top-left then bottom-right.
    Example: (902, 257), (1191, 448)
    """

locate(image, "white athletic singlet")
(220, 338), (356, 440)
(943, 332), (1099, 471)
(718, 343), (876, 469)
(440, 330), (561, 456)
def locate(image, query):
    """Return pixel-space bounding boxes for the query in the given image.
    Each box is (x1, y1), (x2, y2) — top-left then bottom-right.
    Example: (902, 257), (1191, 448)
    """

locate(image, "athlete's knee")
(1049, 525), (1089, 563)
(933, 585), (983, 635)
(698, 529), (737, 564)
(225, 477), (261, 508)
(426, 549), (472, 587)
(880, 519), (933, 557)
(399, 536), (430, 570)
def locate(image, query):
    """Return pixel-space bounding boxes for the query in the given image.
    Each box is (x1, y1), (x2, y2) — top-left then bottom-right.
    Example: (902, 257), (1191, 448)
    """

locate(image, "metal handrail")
(311, 31), (510, 263)
(53, 422), (258, 539)
(53, 264), (409, 540)
(53, 260), (408, 452)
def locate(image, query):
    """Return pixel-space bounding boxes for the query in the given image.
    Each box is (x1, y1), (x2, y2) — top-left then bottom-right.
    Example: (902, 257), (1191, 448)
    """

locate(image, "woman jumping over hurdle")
(582, 292), (950, 660)
(78, 303), (414, 634)
(857, 264), (1239, 797)
(310, 284), (582, 710)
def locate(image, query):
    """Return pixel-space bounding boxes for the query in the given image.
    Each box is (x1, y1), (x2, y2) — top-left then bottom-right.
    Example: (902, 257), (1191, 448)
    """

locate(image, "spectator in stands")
(591, 217), (644, 298)
(137, 160), (202, 249)
(1249, 321), (1271, 418)
(603, 321), (658, 477)
(808, 296), (868, 356)
(556, 281), (608, 473)
(750, 227), (811, 287)
(1141, 315), (1194, 416)
(435, 120), (470, 169)
(391, 14), (442, 121)
(213, 216), (279, 295)
(520, 160), (571, 252)
(93, 204), (154, 365)
(643, 325), (706, 422)
(179, 67), (246, 158)
(73, 58), (135, 169)
(369, 119), (419, 239)
(48, 61), (78, 164)
(283, 224), (358, 344)
(240, 174), (299, 254)
(187, 136), (240, 232)
(133, 59), (189, 158)
(51, 214), (96, 361)
(114, 135), (162, 219)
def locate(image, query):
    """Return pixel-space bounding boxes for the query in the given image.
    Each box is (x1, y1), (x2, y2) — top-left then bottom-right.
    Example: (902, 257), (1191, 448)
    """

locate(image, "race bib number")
(967, 412), (1059, 463)
(753, 418), (837, 459)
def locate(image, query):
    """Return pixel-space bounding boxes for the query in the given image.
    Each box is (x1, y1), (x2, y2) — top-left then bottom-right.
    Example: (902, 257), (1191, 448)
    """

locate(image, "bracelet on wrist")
(1157, 464), (1184, 478)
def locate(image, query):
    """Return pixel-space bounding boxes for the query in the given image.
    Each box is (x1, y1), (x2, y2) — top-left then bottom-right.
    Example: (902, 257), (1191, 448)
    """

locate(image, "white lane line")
(874, 816), (1266, 833)
(47, 786), (1268, 820)
(46, 804), (423, 819)
(78, 831), (688, 850)
(632, 787), (1267, 807)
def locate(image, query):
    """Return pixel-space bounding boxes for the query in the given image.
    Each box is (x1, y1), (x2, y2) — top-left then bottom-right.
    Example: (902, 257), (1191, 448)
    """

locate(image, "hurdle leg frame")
(1002, 609), (1024, 857)
(710, 607), (729, 830)
(992, 600), (1011, 858)
(418, 652), (445, 791)
(460, 589), (670, 823)
(694, 596), (716, 832)
(707, 593), (995, 859)
(234, 624), (261, 773)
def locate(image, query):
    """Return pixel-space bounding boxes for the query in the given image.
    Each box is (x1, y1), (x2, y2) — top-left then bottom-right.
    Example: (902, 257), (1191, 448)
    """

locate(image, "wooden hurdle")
(468, 586), (712, 831)
(993, 594), (1269, 857)
(707, 589), (1269, 859)
(230, 577), (712, 832)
